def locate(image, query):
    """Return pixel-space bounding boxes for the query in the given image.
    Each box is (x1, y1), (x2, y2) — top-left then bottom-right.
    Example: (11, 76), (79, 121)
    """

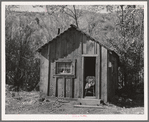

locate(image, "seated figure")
(85, 76), (95, 96)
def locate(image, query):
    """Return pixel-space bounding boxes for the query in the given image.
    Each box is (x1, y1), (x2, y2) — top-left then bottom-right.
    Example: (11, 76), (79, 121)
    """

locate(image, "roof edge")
(37, 24), (119, 58)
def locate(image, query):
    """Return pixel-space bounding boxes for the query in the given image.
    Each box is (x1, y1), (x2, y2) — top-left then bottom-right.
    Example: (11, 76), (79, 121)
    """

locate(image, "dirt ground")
(5, 91), (144, 114)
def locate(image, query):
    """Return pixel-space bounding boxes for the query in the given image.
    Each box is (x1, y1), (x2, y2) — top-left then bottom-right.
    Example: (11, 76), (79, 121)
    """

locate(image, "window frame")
(53, 59), (76, 78)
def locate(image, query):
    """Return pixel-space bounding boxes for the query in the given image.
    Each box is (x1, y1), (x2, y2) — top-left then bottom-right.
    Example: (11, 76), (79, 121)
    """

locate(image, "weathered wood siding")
(112, 53), (118, 90)
(48, 29), (82, 98)
(40, 45), (49, 94)
(107, 51), (119, 102)
(39, 26), (119, 101)
(96, 44), (101, 99)
(107, 52), (112, 102)
(101, 47), (108, 102)
(115, 56), (118, 90)
(57, 77), (64, 97)
(66, 78), (73, 98)
(82, 36), (97, 55)
(82, 35), (100, 98)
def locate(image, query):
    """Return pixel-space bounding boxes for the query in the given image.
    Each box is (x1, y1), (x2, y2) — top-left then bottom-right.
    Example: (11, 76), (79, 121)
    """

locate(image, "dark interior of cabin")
(84, 57), (96, 97)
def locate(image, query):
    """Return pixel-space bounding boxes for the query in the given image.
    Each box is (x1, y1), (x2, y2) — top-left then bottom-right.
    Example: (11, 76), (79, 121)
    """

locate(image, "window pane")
(56, 62), (72, 74)
(57, 62), (65, 74)
(65, 62), (71, 73)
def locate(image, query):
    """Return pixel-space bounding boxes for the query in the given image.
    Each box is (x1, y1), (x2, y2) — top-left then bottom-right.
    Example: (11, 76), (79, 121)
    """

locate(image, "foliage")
(104, 5), (144, 89)
(6, 11), (43, 91)
(33, 5), (82, 28)
(62, 5), (83, 28)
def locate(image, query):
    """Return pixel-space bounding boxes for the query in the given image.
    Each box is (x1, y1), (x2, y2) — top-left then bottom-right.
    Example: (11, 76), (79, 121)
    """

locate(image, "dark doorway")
(84, 57), (96, 97)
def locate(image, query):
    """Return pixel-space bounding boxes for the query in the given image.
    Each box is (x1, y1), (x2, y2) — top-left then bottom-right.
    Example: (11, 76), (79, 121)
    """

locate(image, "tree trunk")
(73, 5), (79, 28)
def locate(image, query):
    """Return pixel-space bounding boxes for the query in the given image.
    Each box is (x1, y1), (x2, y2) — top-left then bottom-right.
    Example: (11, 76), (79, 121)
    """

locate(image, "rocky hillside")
(5, 9), (119, 50)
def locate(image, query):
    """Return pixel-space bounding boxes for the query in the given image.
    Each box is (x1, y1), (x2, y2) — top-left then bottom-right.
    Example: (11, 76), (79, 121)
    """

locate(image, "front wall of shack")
(39, 27), (119, 102)
(49, 29), (83, 98)
(48, 28), (100, 98)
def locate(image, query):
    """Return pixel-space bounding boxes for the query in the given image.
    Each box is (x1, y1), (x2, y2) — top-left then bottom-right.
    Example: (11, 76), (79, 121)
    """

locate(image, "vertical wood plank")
(83, 43), (87, 54)
(49, 41), (56, 97)
(112, 55), (115, 101)
(99, 45), (102, 99)
(98, 45), (102, 99)
(71, 78), (74, 98)
(64, 77), (66, 97)
(95, 56), (98, 98)
(112, 56), (118, 97)
(61, 35), (66, 58)
(107, 51), (110, 102)
(56, 37), (61, 60)
(72, 30), (78, 59)
(83, 35), (87, 54)
(71, 30), (77, 98)
(81, 35), (83, 54)
(96, 44), (100, 99)
(58, 77), (64, 98)
(73, 32), (78, 98)
(79, 33), (83, 98)
(115, 57), (118, 90)
(73, 31), (82, 98)
(55, 77), (58, 97)
(66, 30), (73, 58)
(63, 35), (67, 57)
(112, 55), (116, 101)
(40, 45), (49, 95)
(81, 56), (84, 98)
(95, 42), (97, 54)
(66, 78), (70, 97)
(94, 41), (96, 54)
(86, 39), (95, 55)
(47, 44), (51, 96)
(101, 46), (108, 102)
(66, 78), (73, 98)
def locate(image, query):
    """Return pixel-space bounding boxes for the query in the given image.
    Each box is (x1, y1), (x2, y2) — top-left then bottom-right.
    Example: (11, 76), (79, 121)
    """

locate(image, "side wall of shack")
(107, 51), (119, 102)
(101, 48), (119, 102)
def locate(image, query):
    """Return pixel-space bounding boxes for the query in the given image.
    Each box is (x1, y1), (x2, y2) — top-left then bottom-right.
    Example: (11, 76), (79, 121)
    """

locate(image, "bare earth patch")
(5, 91), (144, 114)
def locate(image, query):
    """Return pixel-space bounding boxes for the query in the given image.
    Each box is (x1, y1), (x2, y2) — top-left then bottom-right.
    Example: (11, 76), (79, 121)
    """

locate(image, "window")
(56, 62), (72, 74)
(54, 59), (76, 77)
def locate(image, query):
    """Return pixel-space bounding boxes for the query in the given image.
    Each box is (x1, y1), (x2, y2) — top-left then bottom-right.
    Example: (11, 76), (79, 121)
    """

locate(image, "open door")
(83, 57), (96, 98)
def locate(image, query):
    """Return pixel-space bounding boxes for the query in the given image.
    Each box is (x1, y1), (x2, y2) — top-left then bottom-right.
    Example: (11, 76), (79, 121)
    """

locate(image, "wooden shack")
(38, 24), (119, 102)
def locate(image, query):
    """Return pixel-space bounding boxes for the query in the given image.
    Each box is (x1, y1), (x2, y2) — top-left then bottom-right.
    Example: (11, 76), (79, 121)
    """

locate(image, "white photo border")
(1, 1), (148, 120)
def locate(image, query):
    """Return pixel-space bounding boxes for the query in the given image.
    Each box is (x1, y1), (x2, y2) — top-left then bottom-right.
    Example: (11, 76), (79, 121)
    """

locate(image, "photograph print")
(2, 1), (147, 121)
